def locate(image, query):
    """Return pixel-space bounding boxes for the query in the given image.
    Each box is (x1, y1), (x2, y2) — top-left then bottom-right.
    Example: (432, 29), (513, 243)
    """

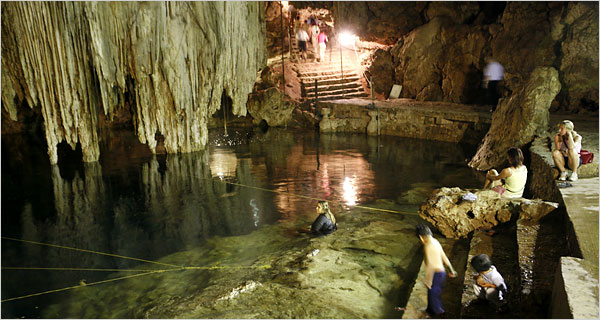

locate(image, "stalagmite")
(1, 2), (267, 164)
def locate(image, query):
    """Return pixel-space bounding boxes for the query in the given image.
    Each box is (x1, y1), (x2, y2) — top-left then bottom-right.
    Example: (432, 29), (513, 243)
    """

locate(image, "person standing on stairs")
(318, 28), (328, 63)
(310, 21), (320, 62)
(293, 15), (301, 36)
(295, 27), (309, 62)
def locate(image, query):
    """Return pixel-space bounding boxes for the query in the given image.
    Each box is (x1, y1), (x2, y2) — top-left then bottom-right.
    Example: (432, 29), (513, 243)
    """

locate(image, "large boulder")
(247, 87), (295, 127)
(419, 187), (558, 238)
(469, 67), (561, 171)
(556, 2), (599, 112)
(365, 49), (394, 98)
(354, 2), (597, 113)
(391, 17), (488, 103)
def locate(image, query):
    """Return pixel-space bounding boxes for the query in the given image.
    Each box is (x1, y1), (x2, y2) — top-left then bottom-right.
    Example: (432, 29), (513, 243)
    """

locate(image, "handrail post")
(340, 37), (344, 99)
(314, 79), (319, 107)
(280, 2), (285, 109)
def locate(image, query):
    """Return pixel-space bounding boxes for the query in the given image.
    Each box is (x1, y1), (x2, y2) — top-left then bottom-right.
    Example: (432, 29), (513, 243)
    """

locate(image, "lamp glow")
(339, 32), (356, 47)
(342, 176), (358, 206)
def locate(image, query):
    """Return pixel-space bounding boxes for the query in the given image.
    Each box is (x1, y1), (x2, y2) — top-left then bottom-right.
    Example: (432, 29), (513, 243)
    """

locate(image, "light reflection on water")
(1, 128), (481, 318)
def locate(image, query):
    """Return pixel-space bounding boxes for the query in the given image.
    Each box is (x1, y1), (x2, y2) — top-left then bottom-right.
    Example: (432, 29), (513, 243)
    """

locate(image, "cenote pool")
(2, 128), (482, 318)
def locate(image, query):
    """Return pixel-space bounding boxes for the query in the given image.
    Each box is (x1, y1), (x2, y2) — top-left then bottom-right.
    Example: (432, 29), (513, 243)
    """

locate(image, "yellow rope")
(184, 264), (272, 270)
(217, 179), (416, 215)
(1, 267), (169, 272)
(0, 269), (177, 302)
(2, 265), (272, 272)
(1, 237), (183, 269)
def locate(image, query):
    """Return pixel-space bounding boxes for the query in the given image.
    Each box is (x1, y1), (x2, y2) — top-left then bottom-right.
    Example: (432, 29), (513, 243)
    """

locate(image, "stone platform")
(318, 98), (491, 145)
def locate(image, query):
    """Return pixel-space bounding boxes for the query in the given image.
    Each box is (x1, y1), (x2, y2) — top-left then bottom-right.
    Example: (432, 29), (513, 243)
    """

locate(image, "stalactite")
(1, 2), (267, 164)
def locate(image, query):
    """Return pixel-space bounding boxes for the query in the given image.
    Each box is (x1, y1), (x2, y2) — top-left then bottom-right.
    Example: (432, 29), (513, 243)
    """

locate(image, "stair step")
(300, 74), (361, 82)
(302, 77), (361, 87)
(305, 88), (367, 98)
(304, 82), (363, 93)
(308, 92), (370, 101)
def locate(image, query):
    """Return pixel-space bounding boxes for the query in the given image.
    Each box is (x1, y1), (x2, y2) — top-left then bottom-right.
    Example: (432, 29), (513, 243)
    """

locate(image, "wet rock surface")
(41, 204), (432, 318)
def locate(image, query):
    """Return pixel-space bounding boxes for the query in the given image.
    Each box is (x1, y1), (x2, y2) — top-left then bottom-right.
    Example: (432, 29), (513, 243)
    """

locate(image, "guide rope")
(1, 236), (273, 302)
(0, 269), (174, 303)
(1, 236), (183, 268)
(215, 179), (417, 216)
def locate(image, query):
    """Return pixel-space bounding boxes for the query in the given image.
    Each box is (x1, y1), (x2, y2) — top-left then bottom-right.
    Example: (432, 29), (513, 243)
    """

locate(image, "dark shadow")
(392, 244), (425, 318)
(56, 141), (85, 181)
(528, 208), (570, 318)
(478, 2), (507, 24)
(520, 141), (534, 199)
(462, 63), (486, 106)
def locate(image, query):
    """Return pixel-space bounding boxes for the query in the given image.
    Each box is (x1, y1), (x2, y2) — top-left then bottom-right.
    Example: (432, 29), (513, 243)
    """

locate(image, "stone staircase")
(289, 32), (368, 102)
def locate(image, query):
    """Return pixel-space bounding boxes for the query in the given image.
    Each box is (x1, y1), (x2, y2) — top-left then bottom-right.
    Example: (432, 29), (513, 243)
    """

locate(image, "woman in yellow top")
(484, 147), (528, 198)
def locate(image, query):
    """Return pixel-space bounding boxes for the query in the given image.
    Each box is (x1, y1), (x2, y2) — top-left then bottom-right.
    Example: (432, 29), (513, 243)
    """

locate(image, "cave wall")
(1, 1), (267, 164)
(332, 1), (598, 113)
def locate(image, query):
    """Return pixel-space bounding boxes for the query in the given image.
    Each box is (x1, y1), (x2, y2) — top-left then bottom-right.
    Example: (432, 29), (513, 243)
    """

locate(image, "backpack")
(580, 150), (594, 164)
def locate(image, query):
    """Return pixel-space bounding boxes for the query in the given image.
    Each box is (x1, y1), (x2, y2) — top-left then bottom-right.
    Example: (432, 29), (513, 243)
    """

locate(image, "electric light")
(339, 32), (356, 47)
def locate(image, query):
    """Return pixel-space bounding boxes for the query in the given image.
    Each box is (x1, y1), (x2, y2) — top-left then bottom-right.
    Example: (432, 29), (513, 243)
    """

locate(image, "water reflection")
(209, 149), (238, 179)
(1, 128), (481, 318)
(342, 176), (359, 206)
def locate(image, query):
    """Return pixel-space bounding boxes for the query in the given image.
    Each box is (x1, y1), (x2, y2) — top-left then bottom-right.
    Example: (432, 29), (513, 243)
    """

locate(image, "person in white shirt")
(470, 254), (508, 312)
(552, 120), (582, 181)
(295, 27), (309, 62)
(483, 57), (504, 112)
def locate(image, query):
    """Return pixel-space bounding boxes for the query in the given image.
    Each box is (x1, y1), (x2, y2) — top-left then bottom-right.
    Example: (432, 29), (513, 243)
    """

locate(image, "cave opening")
(56, 141), (85, 181)
(214, 90), (235, 121)
(478, 1), (507, 24)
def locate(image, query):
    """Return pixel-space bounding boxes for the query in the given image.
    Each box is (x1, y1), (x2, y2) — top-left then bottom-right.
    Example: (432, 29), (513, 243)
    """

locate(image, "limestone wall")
(1, 2), (267, 164)
(333, 2), (598, 113)
(318, 99), (490, 144)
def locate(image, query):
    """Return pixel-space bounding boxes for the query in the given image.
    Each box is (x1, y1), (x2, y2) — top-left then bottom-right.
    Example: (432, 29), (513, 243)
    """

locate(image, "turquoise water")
(1, 128), (481, 318)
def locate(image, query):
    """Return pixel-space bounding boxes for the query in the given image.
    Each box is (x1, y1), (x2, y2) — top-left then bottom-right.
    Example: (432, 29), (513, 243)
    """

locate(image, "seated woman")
(484, 147), (528, 198)
(311, 200), (337, 235)
(552, 120), (582, 181)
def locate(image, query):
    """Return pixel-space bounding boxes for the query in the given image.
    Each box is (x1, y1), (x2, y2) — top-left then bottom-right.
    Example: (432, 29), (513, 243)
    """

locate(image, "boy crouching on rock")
(470, 254), (508, 312)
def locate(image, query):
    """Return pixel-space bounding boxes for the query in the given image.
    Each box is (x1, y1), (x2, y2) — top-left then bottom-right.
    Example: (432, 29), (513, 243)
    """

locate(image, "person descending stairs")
(289, 28), (368, 102)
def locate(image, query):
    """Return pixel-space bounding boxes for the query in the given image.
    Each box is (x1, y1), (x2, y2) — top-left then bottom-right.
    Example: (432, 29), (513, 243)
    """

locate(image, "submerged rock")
(419, 187), (558, 238)
(42, 204), (425, 318)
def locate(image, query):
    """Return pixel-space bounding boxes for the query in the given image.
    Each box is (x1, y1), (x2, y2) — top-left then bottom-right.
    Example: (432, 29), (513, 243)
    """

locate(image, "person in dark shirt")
(311, 200), (337, 235)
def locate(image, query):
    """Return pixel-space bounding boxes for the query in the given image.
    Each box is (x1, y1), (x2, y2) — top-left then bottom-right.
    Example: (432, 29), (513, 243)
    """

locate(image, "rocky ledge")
(419, 187), (558, 239)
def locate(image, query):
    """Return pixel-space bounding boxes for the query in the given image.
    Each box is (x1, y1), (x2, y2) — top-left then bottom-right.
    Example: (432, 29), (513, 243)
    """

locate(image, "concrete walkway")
(559, 177), (599, 269)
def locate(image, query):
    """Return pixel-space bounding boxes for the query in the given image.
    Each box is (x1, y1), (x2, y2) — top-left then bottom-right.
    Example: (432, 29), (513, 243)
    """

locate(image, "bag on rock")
(580, 150), (594, 164)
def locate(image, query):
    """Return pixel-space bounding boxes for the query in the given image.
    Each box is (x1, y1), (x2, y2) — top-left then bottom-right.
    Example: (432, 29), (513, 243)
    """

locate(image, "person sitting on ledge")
(484, 147), (528, 198)
(552, 120), (582, 182)
(311, 200), (337, 235)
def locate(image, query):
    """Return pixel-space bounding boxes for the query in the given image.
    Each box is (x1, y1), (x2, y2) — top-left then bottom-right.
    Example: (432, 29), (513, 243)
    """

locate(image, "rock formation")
(334, 2), (598, 111)
(332, 1), (426, 45)
(469, 67), (561, 170)
(247, 87), (295, 127)
(1, 2), (267, 164)
(419, 187), (558, 239)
